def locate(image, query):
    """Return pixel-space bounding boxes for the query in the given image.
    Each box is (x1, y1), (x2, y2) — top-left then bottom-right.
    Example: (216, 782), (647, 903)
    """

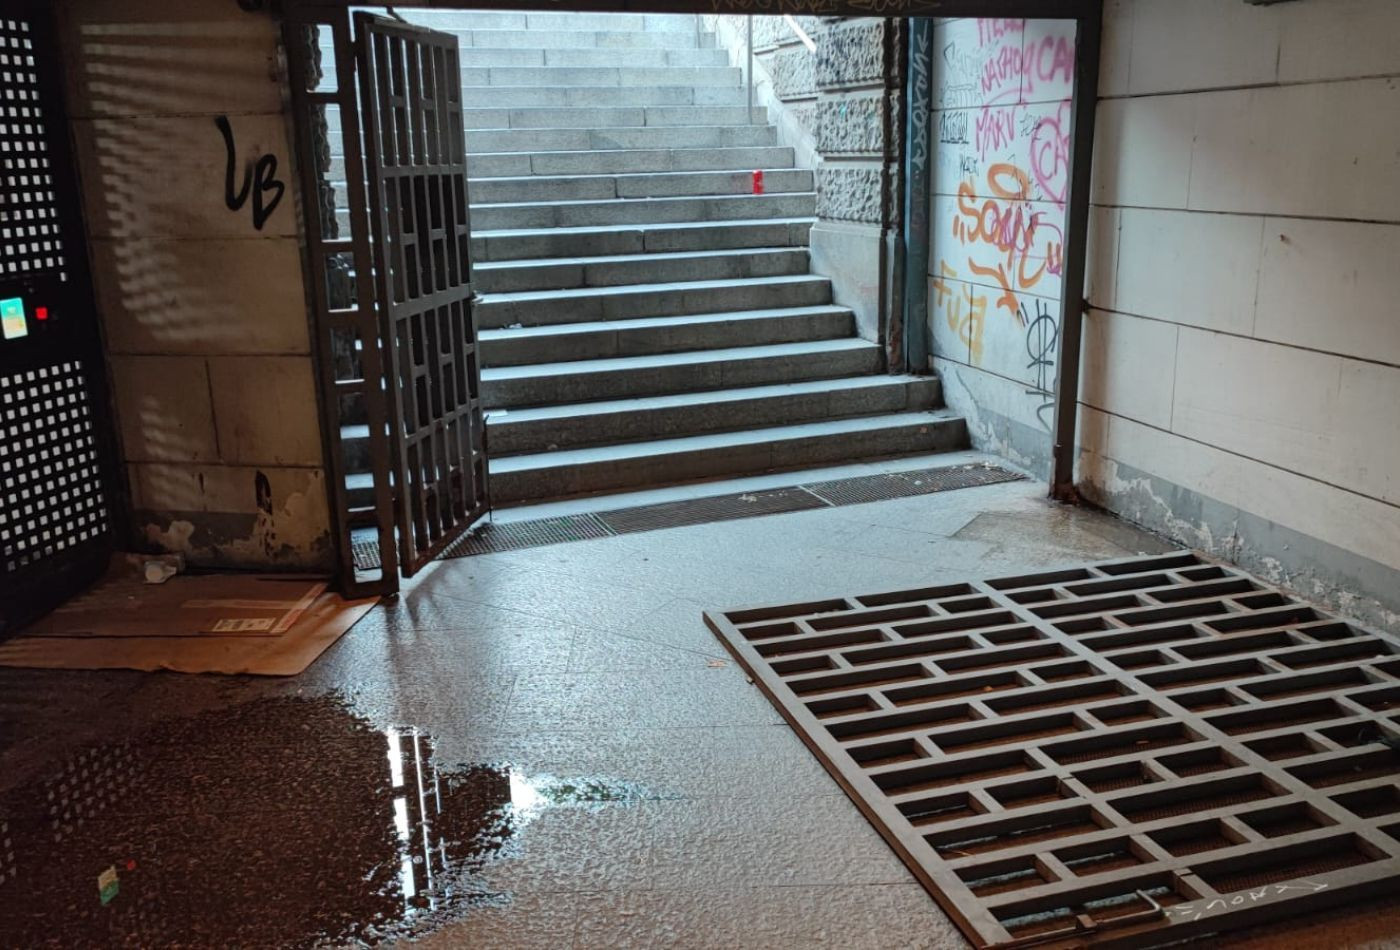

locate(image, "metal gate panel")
(355, 13), (488, 577)
(0, 5), (121, 635)
(706, 552), (1400, 948)
(285, 9), (399, 597)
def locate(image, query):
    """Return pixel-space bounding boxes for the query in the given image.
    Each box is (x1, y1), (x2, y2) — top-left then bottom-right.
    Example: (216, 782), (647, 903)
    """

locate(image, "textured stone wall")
(704, 15), (899, 343)
(816, 166), (882, 221)
(813, 18), (890, 226)
(710, 14), (893, 223)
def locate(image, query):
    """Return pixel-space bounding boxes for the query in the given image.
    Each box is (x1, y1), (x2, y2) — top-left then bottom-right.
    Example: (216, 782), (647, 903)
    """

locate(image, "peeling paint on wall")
(136, 469), (332, 570)
(1079, 453), (1400, 634)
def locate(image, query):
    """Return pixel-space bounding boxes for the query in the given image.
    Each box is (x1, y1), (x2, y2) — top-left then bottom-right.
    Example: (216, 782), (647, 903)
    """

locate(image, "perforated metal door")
(0, 3), (120, 635)
(355, 13), (488, 577)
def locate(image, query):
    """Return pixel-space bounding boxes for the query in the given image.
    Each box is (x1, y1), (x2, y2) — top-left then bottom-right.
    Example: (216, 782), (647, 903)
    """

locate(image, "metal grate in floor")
(595, 485), (828, 535)
(704, 552), (1400, 948)
(428, 462), (1023, 561)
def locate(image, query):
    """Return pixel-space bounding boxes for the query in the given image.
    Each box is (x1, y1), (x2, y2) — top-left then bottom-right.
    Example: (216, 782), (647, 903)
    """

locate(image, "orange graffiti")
(950, 163), (1064, 323)
(934, 259), (987, 362)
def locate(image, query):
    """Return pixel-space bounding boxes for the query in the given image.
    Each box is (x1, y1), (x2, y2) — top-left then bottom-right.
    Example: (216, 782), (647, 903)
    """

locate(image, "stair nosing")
(484, 375), (939, 425)
(478, 304), (850, 340)
(473, 245), (807, 272)
(473, 191), (814, 210)
(473, 217), (816, 239)
(468, 167), (809, 187)
(480, 338), (876, 381)
(488, 411), (960, 473)
(479, 273), (828, 305)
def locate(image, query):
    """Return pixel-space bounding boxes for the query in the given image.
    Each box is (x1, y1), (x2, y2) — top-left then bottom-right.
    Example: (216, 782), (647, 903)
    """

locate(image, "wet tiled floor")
(4, 474), (1400, 947)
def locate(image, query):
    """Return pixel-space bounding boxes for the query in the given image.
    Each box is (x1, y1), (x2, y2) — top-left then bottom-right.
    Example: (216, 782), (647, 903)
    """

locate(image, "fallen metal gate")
(0, 2), (122, 635)
(706, 552), (1400, 948)
(285, 8), (488, 594)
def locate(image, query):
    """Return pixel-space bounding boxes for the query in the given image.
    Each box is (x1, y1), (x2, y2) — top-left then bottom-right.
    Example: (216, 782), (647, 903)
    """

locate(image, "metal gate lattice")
(358, 14), (487, 577)
(705, 552), (1400, 948)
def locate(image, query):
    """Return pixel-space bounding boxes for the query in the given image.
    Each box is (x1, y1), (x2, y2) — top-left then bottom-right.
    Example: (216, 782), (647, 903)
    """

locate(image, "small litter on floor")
(706, 551), (1400, 948)
(0, 559), (376, 675)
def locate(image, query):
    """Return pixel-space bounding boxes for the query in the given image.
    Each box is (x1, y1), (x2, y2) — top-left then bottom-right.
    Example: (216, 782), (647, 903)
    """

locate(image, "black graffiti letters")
(1023, 299), (1058, 431)
(216, 115), (284, 231)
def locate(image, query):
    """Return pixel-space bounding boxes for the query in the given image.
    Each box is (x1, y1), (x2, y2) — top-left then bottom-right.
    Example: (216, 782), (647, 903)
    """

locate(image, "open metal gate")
(0, 2), (122, 635)
(285, 8), (488, 596)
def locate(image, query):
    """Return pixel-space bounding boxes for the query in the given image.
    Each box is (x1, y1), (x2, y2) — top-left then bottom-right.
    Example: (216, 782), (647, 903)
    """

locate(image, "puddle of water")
(0, 695), (662, 947)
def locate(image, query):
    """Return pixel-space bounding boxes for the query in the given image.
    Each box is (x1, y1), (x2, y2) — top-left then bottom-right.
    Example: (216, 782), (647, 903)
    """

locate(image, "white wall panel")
(1114, 208), (1263, 335)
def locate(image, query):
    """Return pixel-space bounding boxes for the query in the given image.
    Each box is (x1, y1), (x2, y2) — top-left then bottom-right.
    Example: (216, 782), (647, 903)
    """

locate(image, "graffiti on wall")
(930, 18), (1074, 431)
(216, 115), (285, 231)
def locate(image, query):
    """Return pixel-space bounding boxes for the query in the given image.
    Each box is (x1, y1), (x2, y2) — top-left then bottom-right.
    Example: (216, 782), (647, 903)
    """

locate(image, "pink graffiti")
(975, 106), (1019, 161)
(1022, 35), (1075, 96)
(977, 18), (1021, 47)
(976, 18), (1025, 98)
(1029, 100), (1071, 206)
(980, 44), (1023, 96)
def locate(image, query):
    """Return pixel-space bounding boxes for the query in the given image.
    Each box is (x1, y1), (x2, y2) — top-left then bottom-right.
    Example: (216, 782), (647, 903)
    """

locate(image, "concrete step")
(474, 246), (809, 294)
(468, 144), (793, 179)
(463, 124), (778, 154)
(459, 47), (729, 69)
(425, 28), (710, 50)
(462, 66), (740, 88)
(476, 273), (832, 329)
(470, 191), (816, 231)
(336, 191), (810, 241)
(486, 375), (943, 455)
(467, 168), (811, 204)
(481, 338), (881, 409)
(462, 105), (756, 131)
(480, 305), (853, 366)
(402, 12), (699, 33)
(472, 219), (814, 263)
(329, 144), (793, 182)
(486, 411), (968, 504)
(457, 83), (745, 108)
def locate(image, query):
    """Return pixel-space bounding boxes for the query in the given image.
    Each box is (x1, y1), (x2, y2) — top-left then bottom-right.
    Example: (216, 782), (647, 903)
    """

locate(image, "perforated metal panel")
(0, 17), (64, 280)
(0, 2), (118, 636)
(0, 362), (106, 573)
(706, 552), (1400, 948)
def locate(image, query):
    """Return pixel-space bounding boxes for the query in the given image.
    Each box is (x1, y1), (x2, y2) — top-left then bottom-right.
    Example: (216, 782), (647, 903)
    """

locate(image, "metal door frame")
(0, 0), (125, 635)
(285, 0), (1103, 590)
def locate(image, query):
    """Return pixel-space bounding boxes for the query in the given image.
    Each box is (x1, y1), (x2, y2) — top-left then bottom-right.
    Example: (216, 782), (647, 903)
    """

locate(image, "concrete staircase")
(339, 11), (967, 507)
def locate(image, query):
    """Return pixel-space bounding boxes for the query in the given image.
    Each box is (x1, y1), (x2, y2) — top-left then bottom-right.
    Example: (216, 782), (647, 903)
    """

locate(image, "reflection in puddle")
(0, 696), (662, 946)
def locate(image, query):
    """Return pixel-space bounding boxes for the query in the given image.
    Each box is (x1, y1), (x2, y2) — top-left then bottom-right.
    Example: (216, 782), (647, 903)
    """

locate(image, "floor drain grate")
(424, 462), (1022, 561)
(596, 486), (828, 534)
(704, 552), (1400, 948)
(440, 513), (614, 558)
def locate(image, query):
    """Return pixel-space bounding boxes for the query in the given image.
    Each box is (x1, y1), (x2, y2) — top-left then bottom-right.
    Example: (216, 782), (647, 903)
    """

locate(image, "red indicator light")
(35, 307), (48, 321)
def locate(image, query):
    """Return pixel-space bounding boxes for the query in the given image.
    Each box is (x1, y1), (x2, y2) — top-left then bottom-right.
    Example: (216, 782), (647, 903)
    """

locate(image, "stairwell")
(343, 10), (968, 508)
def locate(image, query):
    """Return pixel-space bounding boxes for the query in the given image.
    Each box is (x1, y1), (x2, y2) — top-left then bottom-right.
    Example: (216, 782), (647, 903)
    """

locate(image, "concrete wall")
(706, 15), (896, 345)
(1079, 0), (1400, 627)
(925, 17), (1076, 475)
(59, 0), (332, 569)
